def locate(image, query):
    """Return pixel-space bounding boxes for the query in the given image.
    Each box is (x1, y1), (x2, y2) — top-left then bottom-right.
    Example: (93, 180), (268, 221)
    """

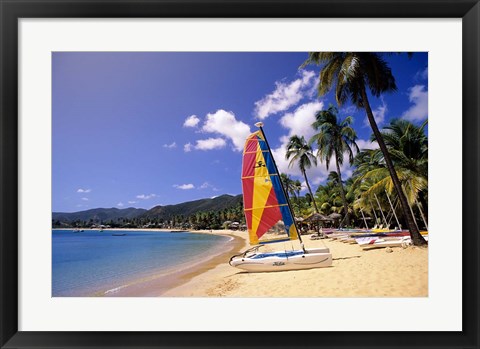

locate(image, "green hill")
(52, 194), (244, 228)
(53, 207), (147, 224)
(141, 194), (243, 220)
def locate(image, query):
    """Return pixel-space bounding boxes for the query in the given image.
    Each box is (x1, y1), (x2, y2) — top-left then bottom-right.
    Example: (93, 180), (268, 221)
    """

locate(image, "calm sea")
(52, 230), (230, 297)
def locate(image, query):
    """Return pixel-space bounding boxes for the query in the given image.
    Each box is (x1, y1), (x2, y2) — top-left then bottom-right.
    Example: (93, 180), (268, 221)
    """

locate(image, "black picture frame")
(1, 1), (479, 348)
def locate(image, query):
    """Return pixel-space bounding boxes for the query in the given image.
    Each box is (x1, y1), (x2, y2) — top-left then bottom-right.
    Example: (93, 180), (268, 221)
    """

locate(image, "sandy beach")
(57, 228), (428, 297)
(158, 229), (429, 298)
(56, 228), (427, 297)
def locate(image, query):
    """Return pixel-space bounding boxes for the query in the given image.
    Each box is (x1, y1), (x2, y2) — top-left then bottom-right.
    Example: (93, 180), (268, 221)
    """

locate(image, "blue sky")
(52, 52), (428, 212)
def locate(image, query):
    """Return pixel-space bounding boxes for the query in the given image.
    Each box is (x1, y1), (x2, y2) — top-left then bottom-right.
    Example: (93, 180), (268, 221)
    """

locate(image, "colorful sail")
(241, 130), (299, 245)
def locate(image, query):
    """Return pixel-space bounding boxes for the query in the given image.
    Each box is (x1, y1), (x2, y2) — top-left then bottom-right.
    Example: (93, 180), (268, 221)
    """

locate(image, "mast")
(374, 193), (388, 227)
(408, 182), (428, 230)
(360, 208), (369, 229)
(370, 201), (379, 225)
(402, 186), (420, 231)
(255, 122), (303, 244)
(384, 189), (401, 229)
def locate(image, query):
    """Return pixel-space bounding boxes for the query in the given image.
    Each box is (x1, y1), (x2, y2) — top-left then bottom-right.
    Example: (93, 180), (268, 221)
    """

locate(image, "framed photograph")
(1, 0), (478, 348)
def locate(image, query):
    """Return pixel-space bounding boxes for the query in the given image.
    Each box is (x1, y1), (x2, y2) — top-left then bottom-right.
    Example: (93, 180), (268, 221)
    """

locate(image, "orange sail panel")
(241, 131), (299, 245)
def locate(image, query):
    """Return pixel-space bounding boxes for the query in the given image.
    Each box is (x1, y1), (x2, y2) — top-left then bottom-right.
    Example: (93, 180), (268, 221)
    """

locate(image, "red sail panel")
(253, 206), (282, 240)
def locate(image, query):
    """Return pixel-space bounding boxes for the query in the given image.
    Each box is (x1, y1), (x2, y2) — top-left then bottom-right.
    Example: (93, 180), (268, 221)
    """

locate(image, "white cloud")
(81, 197), (89, 201)
(128, 200), (138, 204)
(184, 143), (192, 152)
(279, 101), (323, 142)
(356, 139), (379, 151)
(194, 137), (227, 151)
(414, 67), (428, 81)
(163, 142), (177, 149)
(401, 85), (428, 122)
(199, 182), (210, 189)
(136, 194), (156, 200)
(364, 97), (387, 127)
(117, 202), (124, 207)
(340, 105), (357, 115)
(77, 188), (91, 193)
(254, 70), (316, 120)
(271, 101), (322, 178)
(183, 115), (200, 128)
(199, 182), (219, 191)
(173, 184), (195, 190)
(202, 109), (251, 151)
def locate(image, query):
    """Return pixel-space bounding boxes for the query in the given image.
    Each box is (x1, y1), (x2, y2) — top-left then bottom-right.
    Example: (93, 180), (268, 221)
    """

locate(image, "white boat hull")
(229, 247), (332, 272)
(360, 235), (428, 249)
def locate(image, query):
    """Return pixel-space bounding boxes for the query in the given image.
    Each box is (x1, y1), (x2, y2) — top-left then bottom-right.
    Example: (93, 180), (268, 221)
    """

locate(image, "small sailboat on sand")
(229, 123), (332, 272)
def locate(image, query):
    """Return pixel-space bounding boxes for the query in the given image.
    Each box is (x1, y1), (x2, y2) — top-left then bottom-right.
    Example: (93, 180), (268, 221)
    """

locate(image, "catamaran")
(229, 123), (332, 272)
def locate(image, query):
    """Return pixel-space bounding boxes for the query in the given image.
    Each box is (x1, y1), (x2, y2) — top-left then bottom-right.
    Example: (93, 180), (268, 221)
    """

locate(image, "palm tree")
(352, 119), (429, 229)
(316, 173), (342, 215)
(280, 173), (298, 201)
(380, 119), (428, 220)
(302, 52), (426, 245)
(378, 119), (428, 181)
(293, 179), (302, 200)
(310, 105), (359, 226)
(285, 135), (319, 213)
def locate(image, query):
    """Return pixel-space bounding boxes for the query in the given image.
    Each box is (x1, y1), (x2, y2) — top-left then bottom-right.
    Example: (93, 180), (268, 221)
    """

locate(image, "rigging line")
(408, 182), (428, 230)
(392, 200), (400, 228)
(388, 201), (398, 226)
(384, 189), (400, 229)
(370, 200), (379, 223)
(360, 208), (369, 229)
(374, 193), (388, 227)
(401, 186), (420, 231)
(384, 202), (393, 223)
(385, 198), (398, 226)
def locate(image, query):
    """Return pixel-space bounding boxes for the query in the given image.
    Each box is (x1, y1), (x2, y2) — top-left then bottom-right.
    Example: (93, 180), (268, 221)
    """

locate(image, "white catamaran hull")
(230, 247), (332, 272)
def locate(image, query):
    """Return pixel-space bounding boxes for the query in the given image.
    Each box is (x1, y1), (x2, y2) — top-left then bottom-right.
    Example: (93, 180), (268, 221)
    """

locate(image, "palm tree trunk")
(334, 152), (350, 226)
(360, 87), (427, 246)
(302, 169), (319, 213)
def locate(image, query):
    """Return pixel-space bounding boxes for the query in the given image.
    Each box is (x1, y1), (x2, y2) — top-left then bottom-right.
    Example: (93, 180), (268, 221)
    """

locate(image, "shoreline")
(96, 229), (247, 297)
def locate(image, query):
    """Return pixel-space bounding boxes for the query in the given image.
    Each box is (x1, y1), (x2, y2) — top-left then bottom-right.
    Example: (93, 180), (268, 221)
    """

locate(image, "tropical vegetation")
(285, 135), (320, 213)
(309, 105), (359, 226)
(300, 52), (427, 246)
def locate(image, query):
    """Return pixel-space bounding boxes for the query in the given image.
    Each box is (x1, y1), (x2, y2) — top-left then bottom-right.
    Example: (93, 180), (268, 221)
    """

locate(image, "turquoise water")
(52, 230), (230, 296)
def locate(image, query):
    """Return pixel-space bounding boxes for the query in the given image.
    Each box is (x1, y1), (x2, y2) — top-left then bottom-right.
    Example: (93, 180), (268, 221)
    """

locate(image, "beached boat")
(229, 123), (332, 272)
(360, 235), (429, 250)
(355, 230), (428, 247)
(360, 236), (412, 249)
